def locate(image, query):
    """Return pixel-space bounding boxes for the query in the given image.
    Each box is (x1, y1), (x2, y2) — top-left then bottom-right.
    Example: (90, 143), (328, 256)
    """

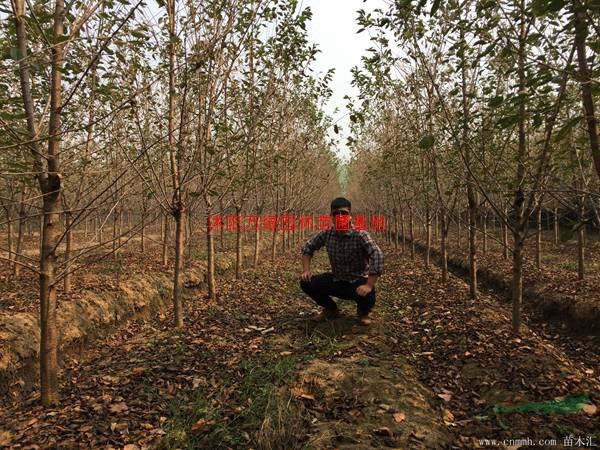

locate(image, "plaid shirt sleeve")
(301, 230), (327, 256)
(360, 231), (384, 276)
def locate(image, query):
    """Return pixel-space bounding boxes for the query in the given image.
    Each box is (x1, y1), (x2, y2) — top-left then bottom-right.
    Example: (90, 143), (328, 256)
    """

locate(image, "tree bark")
(206, 202), (216, 301)
(235, 205), (242, 279)
(535, 203), (542, 269)
(173, 207), (185, 327)
(577, 194), (585, 280)
(573, 0), (600, 181)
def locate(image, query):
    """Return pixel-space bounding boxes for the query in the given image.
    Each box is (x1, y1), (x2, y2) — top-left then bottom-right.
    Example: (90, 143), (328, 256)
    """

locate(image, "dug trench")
(1, 247), (598, 449)
(391, 232), (600, 336)
(0, 244), (255, 403)
(390, 232), (600, 394)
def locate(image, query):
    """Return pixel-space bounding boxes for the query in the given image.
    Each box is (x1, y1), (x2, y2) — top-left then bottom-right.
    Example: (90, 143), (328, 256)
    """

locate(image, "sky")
(301, 0), (387, 162)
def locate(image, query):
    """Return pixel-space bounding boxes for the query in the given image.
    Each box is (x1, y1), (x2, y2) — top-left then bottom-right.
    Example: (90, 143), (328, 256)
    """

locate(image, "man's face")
(331, 207), (351, 233)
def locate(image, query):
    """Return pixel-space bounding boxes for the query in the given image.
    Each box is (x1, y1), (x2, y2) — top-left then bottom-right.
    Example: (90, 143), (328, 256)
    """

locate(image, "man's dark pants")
(299, 273), (376, 313)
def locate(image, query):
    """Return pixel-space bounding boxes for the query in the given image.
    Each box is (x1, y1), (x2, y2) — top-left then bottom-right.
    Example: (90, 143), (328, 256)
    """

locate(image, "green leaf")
(496, 114), (519, 129)
(531, 0), (567, 16)
(430, 0), (442, 15)
(488, 95), (504, 108)
(554, 116), (582, 142)
(418, 135), (435, 149)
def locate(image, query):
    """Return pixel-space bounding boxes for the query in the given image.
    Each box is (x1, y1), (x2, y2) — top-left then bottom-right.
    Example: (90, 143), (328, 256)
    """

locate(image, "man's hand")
(301, 270), (312, 282)
(356, 284), (372, 297)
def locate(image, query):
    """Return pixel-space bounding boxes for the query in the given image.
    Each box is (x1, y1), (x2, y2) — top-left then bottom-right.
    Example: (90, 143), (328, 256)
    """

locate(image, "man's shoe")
(318, 307), (341, 321)
(357, 309), (372, 326)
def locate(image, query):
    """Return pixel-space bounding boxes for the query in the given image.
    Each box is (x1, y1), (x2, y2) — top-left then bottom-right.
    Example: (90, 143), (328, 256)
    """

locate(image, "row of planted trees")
(0, 0), (340, 405)
(345, 0), (600, 335)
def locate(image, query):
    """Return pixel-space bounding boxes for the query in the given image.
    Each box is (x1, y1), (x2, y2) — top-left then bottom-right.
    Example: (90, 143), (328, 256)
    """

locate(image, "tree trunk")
(511, 232), (524, 334)
(441, 212), (448, 283)
(400, 208), (406, 253)
(206, 204), (216, 301)
(512, 0), (527, 334)
(577, 194), (585, 280)
(162, 213), (169, 267)
(393, 210), (399, 249)
(573, 0), (600, 181)
(425, 208), (431, 268)
(64, 211), (72, 293)
(457, 211), (461, 248)
(173, 208), (185, 328)
(409, 207), (415, 260)
(253, 209), (261, 267)
(468, 195), (478, 300)
(235, 205), (242, 279)
(14, 191), (26, 278)
(535, 204), (542, 269)
(482, 210), (488, 255)
(554, 204), (559, 245)
(502, 206), (509, 260)
(140, 203), (146, 253)
(5, 207), (13, 275)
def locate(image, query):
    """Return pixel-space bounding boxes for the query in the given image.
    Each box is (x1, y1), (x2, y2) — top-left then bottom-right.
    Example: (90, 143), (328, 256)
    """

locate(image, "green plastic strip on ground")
(493, 396), (591, 415)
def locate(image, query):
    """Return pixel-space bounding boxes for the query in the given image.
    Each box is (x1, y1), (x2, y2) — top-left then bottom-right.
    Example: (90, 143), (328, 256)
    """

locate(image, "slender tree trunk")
(400, 208), (406, 253)
(64, 211), (72, 293)
(503, 206), (509, 260)
(393, 210), (399, 249)
(573, 0), (600, 181)
(441, 212), (448, 283)
(409, 206), (415, 260)
(253, 206), (261, 267)
(512, 233), (524, 334)
(14, 190), (26, 278)
(5, 208), (13, 275)
(185, 209), (193, 268)
(554, 204), (559, 245)
(482, 210), (488, 255)
(206, 202), (216, 301)
(425, 208), (431, 268)
(140, 205), (145, 253)
(535, 203), (542, 269)
(460, 22), (477, 300)
(173, 208), (185, 327)
(467, 198), (478, 299)
(271, 188), (279, 261)
(162, 213), (169, 266)
(512, 0), (527, 334)
(577, 194), (585, 280)
(235, 205), (242, 279)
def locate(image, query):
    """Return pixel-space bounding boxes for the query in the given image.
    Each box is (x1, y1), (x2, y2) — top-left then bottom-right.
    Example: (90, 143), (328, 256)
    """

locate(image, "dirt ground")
(0, 244), (598, 449)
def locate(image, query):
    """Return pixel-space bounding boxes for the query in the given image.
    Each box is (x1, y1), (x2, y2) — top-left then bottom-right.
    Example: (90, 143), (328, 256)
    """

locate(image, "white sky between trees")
(302, 0), (387, 162)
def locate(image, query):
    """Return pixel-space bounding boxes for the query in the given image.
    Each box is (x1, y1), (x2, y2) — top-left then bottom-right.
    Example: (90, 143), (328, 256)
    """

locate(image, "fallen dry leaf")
(132, 367), (145, 376)
(438, 393), (452, 402)
(0, 431), (12, 447)
(109, 402), (128, 414)
(190, 418), (215, 434)
(393, 412), (406, 423)
(442, 409), (454, 423)
(583, 404), (597, 416)
(373, 426), (393, 437)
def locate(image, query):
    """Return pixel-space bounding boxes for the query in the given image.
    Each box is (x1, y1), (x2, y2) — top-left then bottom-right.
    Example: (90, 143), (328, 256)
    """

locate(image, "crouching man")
(299, 197), (384, 326)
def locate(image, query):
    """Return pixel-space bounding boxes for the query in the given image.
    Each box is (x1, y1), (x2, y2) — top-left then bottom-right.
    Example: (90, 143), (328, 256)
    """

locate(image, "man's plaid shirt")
(301, 225), (384, 282)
